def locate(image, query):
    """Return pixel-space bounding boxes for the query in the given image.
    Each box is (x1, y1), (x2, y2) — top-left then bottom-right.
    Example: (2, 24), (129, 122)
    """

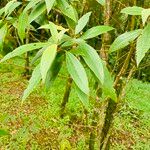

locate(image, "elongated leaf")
(96, 0), (105, 6)
(45, 53), (63, 90)
(40, 44), (57, 83)
(142, 9), (150, 26)
(75, 84), (89, 109)
(0, 43), (48, 63)
(78, 43), (104, 84)
(48, 22), (58, 43)
(136, 24), (150, 66)
(0, 7), (4, 16)
(45, 0), (55, 14)
(29, 1), (46, 23)
(22, 65), (41, 101)
(121, 6), (143, 15)
(24, 0), (41, 12)
(102, 63), (117, 102)
(31, 48), (46, 65)
(17, 12), (29, 43)
(81, 26), (114, 40)
(7, 1), (21, 16)
(0, 129), (9, 136)
(66, 52), (89, 95)
(56, 0), (77, 22)
(4, 0), (16, 16)
(0, 24), (7, 51)
(110, 29), (142, 52)
(75, 12), (91, 35)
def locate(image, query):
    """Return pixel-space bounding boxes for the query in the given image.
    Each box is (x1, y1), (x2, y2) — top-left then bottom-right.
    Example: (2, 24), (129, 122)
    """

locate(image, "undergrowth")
(0, 58), (150, 150)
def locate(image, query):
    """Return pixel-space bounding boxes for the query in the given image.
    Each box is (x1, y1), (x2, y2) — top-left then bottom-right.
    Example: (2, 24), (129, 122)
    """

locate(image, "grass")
(0, 58), (150, 149)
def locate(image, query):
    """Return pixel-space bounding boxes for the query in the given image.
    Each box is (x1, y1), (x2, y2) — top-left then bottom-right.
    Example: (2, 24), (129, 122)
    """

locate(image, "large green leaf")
(45, 0), (55, 14)
(40, 44), (57, 83)
(22, 65), (41, 101)
(24, 0), (41, 12)
(17, 12), (29, 43)
(74, 84), (89, 109)
(4, 0), (16, 16)
(110, 29), (142, 53)
(56, 0), (77, 22)
(78, 43), (104, 84)
(7, 1), (21, 16)
(142, 8), (150, 26)
(0, 43), (48, 63)
(121, 6), (143, 15)
(81, 26), (114, 40)
(136, 24), (150, 66)
(75, 12), (91, 35)
(66, 52), (89, 95)
(29, 1), (46, 23)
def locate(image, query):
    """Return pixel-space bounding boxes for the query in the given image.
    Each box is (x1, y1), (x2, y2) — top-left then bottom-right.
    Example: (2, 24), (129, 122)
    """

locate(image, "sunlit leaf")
(81, 26), (114, 40)
(142, 9), (150, 26)
(136, 24), (150, 66)
(110, 29), (142, 52)
(75, 12), (91, 35)
(40, 44), (57, 83)
(17, 12), (29, 43)
(66, 52), (89, 95)
(0, 43), (49, 63)
(78, 43), (104, 84)
(45, 0), (55, 14)
(29, 1), (46, 23)
(121, 6), (143, 15)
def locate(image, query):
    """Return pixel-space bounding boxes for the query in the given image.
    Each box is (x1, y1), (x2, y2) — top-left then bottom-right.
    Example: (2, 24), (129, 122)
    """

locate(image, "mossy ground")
(0, 58), (150, 150)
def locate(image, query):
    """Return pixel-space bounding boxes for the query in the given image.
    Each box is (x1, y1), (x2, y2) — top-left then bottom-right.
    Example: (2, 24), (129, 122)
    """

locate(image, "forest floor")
(0, 58), (150, 150)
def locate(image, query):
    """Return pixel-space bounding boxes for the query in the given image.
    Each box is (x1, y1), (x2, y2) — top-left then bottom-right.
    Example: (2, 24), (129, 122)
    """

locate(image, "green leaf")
(45, 0), (55, 14)
(102, 63), (117, 102)
(24, 0), (41, 12)
(56, 0), (77, 22)
(110, 29), (142, 53)
(29, 1), (46, 23)
(75, 84), (89, 110)
(7, 1), (21, 16)
(136, 24), (150, 66)
(4, 0), (16, 16)
(0, 7), (4, 16)
(40, 44), (57, 83)
(17, 12), (29, 43)
(142, 8), (150, 26)
(22, 65), (41, 102)
(96, 0), (105, 6)
(0, 129), (9, 137)
(81, 26), (114, 40)
(66, 52), (89, 95)
(78, 43), (104, 84)
(75, 12), (91, 35)
(45, 53), (63, 90)
(0, 24), (7, 51)
(48, 22), (59, 43)
(0, 43), (48, 63)
(121, 6), (143, 15)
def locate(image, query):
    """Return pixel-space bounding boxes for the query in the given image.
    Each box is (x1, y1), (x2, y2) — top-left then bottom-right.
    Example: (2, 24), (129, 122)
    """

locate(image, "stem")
(100, 0), (112, 63)
(60, 76), (73, 118)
